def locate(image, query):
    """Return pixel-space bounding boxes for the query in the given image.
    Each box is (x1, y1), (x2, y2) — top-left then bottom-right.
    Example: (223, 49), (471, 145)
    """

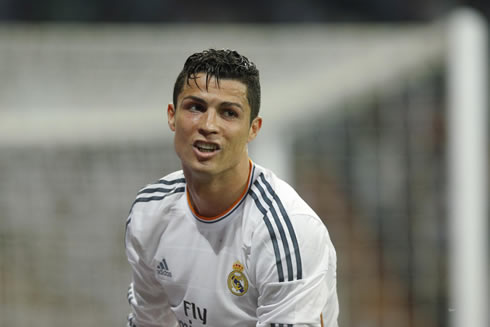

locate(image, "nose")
(199, 108), (219, 135)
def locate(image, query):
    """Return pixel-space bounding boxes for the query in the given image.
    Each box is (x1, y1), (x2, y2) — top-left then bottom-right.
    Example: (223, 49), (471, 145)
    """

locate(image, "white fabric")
(125, 162), (339, 327)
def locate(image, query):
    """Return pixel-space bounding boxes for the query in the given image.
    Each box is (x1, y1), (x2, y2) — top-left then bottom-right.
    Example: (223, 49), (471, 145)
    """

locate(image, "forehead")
(178, 73), (249, 107)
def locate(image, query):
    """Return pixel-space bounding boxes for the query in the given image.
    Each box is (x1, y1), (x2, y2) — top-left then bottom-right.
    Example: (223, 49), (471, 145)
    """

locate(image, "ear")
(167, 103), (176, 132)
(248, 116), (262, 142)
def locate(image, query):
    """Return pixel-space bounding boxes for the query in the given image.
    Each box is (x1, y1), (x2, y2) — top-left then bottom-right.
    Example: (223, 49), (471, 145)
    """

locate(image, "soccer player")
(125, 49), (339, 327)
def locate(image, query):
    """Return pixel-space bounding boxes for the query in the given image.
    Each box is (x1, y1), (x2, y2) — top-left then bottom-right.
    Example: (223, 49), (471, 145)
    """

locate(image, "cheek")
(228, 128), (252, 148)
(175, 116), (195, 134)
(173, 125), (192, 149)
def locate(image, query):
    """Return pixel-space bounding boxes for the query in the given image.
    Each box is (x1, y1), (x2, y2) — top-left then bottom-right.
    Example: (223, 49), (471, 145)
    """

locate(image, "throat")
(186, 161), (252, 220)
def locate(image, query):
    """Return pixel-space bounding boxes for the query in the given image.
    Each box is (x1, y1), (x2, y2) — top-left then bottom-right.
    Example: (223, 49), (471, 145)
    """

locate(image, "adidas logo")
(157, 258), (172, 277)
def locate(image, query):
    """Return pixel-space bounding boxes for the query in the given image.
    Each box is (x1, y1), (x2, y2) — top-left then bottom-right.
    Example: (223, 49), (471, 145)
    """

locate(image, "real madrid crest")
(227, 260), (248, 296)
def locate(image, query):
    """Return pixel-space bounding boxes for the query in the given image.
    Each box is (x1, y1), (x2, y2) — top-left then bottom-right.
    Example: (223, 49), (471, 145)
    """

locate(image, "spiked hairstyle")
(173, 49), (261, 123)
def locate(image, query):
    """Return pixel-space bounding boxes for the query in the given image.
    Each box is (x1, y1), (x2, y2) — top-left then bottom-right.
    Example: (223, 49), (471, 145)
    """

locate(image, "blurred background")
(0, 1), (488, 327)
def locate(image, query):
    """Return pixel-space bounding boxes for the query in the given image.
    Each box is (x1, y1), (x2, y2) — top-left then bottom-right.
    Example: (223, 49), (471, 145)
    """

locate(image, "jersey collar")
(187, 160), (255, 224)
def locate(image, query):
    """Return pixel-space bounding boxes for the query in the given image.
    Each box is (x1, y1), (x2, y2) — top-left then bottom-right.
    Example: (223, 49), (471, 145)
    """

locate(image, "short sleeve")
(125, 217), (179, 327)
(250, 213), (339, 327)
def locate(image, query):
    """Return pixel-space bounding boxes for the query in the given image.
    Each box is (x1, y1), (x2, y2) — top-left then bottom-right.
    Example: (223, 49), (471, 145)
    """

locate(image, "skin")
(167, 73), (262, 218)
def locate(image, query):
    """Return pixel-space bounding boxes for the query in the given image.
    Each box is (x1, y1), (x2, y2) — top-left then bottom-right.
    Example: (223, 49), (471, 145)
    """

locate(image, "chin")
(183, 160), (218, 175)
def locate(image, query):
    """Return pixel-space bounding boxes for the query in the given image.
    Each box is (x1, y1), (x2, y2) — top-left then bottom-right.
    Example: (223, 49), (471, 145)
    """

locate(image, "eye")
(222, 109), (239, 118)
(185, 103), (205, 112)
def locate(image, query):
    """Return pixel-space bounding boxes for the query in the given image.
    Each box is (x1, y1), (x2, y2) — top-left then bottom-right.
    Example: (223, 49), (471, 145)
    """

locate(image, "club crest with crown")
(227, 260), (249, 296)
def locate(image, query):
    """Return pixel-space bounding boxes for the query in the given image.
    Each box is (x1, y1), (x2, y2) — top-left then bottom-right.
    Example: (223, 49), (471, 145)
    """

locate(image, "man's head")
(173, 49), (261, 123)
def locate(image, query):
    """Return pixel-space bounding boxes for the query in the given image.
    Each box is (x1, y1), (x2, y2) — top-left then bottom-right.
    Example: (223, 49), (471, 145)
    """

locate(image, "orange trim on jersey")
(320, 313), (324, 327)
(187, 160), (253, 222)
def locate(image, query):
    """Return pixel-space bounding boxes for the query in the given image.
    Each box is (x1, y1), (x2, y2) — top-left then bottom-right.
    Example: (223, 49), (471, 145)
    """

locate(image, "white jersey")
(125, 162), (339, 327)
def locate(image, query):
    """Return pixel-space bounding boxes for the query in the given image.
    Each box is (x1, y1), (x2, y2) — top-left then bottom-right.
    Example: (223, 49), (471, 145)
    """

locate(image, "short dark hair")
(173, 49), (261, 123)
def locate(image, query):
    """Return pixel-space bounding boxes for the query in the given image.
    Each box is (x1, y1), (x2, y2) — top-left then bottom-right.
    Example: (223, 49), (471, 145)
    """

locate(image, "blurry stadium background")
(0, 2), (488, 327)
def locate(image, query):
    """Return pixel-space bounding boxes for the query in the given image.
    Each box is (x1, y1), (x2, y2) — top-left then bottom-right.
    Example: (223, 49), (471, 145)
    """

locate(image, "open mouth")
(194, 141), (220, 153)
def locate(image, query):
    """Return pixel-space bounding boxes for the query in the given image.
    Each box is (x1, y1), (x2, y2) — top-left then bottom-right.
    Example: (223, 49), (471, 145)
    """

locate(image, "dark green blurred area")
(0, 0), (488, 22)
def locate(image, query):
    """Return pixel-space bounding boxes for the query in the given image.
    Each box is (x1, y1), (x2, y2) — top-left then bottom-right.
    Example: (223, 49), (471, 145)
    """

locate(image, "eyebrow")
(181, 95), (206, 105)
(181, 96), (244, 111)
(221, 101), (244, 111)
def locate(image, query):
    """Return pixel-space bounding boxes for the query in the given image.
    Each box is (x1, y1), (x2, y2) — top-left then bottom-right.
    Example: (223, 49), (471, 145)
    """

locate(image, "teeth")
(196, 142), (218, 152)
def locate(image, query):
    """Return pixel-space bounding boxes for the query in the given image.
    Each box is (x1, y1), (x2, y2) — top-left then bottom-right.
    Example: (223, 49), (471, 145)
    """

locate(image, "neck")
(185, 159), (252, 218)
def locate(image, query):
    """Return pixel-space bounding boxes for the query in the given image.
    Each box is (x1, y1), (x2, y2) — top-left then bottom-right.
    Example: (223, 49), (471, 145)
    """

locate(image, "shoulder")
(132, 170), (186, 208)
(248, 164), (318, 220)
(248, 164), (331, 243)
(246, 164), (335, 280)
(125, 171), (187, 255)
(129, 170), (186, 215)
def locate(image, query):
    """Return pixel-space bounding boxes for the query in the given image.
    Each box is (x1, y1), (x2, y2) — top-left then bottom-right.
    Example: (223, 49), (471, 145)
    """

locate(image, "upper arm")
(125, 216), (179, 327)
(251, 213), (338, 327)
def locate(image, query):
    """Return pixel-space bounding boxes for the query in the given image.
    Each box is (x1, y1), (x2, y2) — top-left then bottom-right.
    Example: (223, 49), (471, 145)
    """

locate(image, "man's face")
(167, 73), (262, 179)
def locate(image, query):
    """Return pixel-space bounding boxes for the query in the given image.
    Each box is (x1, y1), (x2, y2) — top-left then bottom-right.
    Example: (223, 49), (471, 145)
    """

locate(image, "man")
(125, 49), (339, 327)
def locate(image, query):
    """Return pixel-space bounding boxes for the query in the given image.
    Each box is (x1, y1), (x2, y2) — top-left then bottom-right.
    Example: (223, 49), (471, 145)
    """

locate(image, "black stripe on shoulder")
(138, 186), (177, 195)
(125, 178), (185, 243)
(138, 177), (186, 195)
(133, 186), (185, 206)
(158, 177), (186, 185)
(259, 174), (303, 280)
(254, 178), (294, 282)
(126, 185), (185, 239)
(248, 188), (285, 282)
